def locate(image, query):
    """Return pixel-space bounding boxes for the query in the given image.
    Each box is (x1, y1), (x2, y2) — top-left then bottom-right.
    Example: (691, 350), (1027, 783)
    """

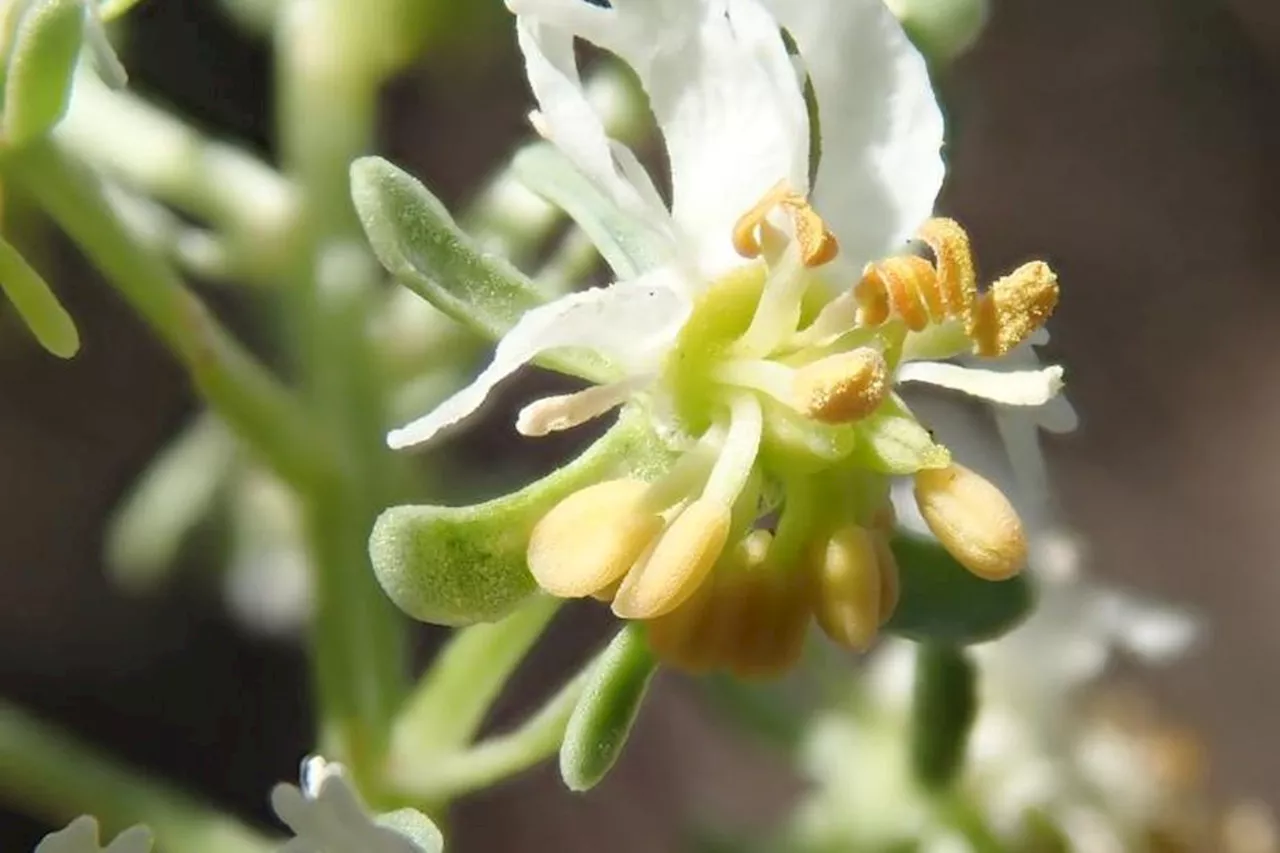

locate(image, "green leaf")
(909, 643), (977, 790)
(883, 530), (1034, 644)
(3, 0), (86, 147)
(104, 414), (236, 590)
(375, 808), (444, 853)
(852, 397), (950, 475)
(351, 155), (608, 383)
(369, 408), (676, 626)
(891, 0), (990, 65)
(559, 624), (656, 792)
(511, 143), (668, 279)
(0, 231), (79, 357)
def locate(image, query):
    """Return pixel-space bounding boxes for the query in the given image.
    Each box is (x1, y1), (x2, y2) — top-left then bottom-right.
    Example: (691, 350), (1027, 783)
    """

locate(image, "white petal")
(514, 16), (672, 240)
(897, 362), (1064, 406)
(515, 0), (810, 276)
(767, 0), (945, 271)
(388, 269), (689, 449)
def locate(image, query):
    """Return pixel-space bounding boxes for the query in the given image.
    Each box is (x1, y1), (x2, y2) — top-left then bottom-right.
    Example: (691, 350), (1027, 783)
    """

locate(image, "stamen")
(855, 256), (938, 330)
(809, 526), (882, 651)
(731, 180), (838, 268)
(730, 242), (807, 358)
(527, 479), (664, 598)
(791, 347), (889, 424)
(712, 359), (795, 405)
(611, 498), (731, 619)
(871, 531), (901, 625)
(701, 394), (764, 507)
(971, 261), (1060, 357)
(516, 376), (649, 436)
(913, 463), (1027, 580)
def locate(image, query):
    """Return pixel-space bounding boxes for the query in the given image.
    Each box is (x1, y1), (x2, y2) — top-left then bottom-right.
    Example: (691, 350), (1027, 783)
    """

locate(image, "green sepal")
(909, 643), (977, 790)
(559, 623), (656, 792)
(375, 808), (444, 853)
(511, 142), (668, 279)
(852, 396), (950, 475)
(884, 530), (1034, 644)
(0, 231), (79, 357)
(350, 154), (609, 383)
(3, 0), (85, 148)
(369, 408), (677, 626)
(891, 0), (990, 66)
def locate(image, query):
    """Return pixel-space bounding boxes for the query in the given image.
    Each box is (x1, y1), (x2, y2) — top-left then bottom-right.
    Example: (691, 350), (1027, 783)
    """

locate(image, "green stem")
(388, 669), (587, 803)
(909, 642), (978, 792)
(0, 700), (277, 853)
(274, 0), (408, 792)
(390, 596), (561, 762)
(3, 140), (333, 492)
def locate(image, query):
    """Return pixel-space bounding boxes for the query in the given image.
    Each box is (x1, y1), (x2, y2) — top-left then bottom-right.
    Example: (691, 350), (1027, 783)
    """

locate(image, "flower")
(270, 756), (442, 853)
(34, 818), (151, 853)
(389, 0), (1066, 675)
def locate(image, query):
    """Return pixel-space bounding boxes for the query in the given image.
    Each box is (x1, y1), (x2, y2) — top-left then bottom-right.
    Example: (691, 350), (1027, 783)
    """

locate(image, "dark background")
(2, 0), (1279, 849)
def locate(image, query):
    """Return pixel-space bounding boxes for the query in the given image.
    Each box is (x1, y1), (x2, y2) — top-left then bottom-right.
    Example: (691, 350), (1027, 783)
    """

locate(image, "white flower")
(387, 0), (1059, 453)
(271, 756), (442, 853)
(34, 817), (151, 853)
(385, 0), (1070, 670)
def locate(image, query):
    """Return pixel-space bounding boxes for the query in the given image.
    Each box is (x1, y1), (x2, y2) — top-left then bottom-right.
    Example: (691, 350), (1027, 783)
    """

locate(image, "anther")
(612, 498), (731, 619)
(792, 347), (889, 424)
(915, 217), (978, 321)
(913, 463), (1027, 580)
(527, 479), (663, 598)
(855, 256), (938, 329)
(971, 260), (1060, 356)
(809, 526), (882, 651)
(732, 180), (838, 268)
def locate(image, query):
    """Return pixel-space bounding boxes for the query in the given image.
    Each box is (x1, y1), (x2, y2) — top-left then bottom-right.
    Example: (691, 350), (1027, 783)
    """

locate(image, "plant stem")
(3, 140), (333, 493)
(0, 700), (277, 853)
(389, 669), (588, 803)
(273, 0), (408, 793)
(390, 596), (561, 762)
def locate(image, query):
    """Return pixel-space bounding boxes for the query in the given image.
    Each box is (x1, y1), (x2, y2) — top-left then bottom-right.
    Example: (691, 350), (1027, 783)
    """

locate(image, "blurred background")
(1, 0), (1278, 849)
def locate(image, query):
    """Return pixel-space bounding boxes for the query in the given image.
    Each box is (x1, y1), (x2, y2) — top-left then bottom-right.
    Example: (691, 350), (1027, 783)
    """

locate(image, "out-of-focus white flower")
(270, 756), (442, 853)
(34, 817), (151, 853)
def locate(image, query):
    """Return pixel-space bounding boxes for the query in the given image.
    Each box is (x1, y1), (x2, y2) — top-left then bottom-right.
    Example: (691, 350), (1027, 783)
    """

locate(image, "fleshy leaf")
(0, 231), (79, 357)
(374, 809), (444, 853)
(369, 408), (676, 626)
(350, 155), (605, 382)
(3, 0), (86, 147)
(883, 531), (1034, 644)
(559, 623), (655, 792)
(853, 398), (950, 475)
(511, 142), (670, 279)
(909, 643), (977, 790)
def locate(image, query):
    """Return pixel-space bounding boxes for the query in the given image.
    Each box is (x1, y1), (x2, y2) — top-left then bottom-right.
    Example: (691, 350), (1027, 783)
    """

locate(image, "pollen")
(853, 217), (1059, 357)
(913, 463), (1027, 581)
(527, 479), (663, 598)
(971, 260), (1060, 357)
(732, 180), (838, 268)
(791, 347), (889, 424)
(612, 498), (731, 620)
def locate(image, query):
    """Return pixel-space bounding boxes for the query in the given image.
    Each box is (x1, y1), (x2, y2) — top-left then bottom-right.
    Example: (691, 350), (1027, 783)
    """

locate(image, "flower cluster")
(390, 0), (1065, 675)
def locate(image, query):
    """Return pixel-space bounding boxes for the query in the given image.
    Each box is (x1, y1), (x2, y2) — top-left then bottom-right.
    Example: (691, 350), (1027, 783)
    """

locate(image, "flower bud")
(528, 479), (663, 598)
(913, 463), (1026, 580)
(612, 498), (731, 619)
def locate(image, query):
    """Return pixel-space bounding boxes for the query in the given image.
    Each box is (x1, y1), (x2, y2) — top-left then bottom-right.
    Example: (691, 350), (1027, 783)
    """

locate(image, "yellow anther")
(732, 566), (811, 680)
(871, 531), (901, 626)
(971, 260), (1060, 356)
(612, 498), (731, 619)
(915, 217), (978, 321)
(792, 347), (889, 424)
(809, 526), (882, 651)
(913, 463), (1027, 581)
(527, 479), (663, 598)
(732, 180), (838, 268)
(855, 256), (939, 330)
